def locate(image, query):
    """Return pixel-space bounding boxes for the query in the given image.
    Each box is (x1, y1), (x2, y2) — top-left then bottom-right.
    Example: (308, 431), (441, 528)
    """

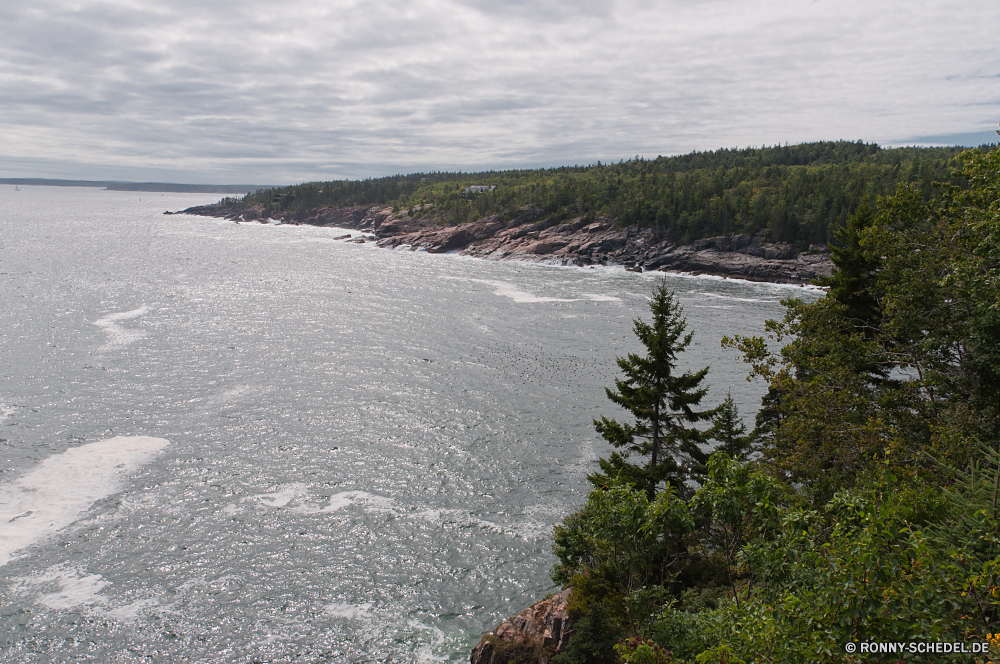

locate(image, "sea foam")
(0, 436), (170, 567)
(443, 277), (621, 303)
(93, 307), (148, 348)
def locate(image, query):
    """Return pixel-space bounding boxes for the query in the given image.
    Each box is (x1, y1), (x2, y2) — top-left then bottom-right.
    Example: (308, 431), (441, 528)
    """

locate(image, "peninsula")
(170, 141), (974, 285)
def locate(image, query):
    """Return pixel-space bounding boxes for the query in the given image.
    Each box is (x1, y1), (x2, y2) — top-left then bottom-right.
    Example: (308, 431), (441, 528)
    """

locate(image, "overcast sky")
(2, 0), (998, 184)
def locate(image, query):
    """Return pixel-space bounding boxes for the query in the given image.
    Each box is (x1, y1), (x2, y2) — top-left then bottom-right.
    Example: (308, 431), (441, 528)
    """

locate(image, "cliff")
(172, 203), (832, 285)
(470, 588), (572, 664)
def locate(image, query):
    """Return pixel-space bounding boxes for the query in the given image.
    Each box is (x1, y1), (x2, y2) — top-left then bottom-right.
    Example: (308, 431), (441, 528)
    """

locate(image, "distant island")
(2, 178), (275, 194)
(174, 141), (996, 285)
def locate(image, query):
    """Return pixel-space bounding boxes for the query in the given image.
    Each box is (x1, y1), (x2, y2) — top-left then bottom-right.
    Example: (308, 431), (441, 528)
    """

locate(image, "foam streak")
(0, 436), (170, 567)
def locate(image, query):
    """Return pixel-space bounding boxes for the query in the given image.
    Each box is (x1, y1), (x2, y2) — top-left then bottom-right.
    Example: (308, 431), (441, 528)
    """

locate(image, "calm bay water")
(0, 186), (819, 662)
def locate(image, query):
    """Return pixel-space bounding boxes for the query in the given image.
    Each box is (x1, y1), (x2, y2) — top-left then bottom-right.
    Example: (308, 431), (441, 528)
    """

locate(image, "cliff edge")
(173, 203), (832, 285)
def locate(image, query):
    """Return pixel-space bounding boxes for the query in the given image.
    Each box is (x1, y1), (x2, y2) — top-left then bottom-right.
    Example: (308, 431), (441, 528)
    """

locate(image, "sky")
(2, 0), (998, 185)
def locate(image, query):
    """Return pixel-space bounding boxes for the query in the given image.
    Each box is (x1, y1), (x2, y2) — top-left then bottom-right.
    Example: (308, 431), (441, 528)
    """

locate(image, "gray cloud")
(1, 0), (997, 184)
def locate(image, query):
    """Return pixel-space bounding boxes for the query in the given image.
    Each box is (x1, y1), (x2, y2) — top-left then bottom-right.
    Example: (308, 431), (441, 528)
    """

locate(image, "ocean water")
(0, 186), (820, 662)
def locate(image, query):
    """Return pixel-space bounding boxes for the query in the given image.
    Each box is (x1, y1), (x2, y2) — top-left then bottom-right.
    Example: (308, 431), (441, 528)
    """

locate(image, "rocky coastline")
(174, 203), (832, 285)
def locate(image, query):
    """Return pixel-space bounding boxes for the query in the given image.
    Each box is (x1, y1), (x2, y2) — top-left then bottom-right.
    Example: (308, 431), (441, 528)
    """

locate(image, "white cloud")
(1, 0), (997, 183)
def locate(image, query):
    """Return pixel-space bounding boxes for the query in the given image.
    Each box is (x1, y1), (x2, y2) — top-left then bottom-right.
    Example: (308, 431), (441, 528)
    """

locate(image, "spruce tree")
(589, 281), (714, 498)
(815, 199), (882, 329)
(708, 392), (754, 461)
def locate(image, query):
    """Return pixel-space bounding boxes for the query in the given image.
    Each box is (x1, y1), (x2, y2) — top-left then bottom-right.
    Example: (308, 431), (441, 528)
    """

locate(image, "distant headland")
(1, 178), (274, 194)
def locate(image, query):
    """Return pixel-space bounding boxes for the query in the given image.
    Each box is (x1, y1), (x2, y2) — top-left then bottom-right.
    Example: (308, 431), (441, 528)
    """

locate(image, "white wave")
(93, 306), (148, 348)
(0, 404), (14, 424)
(413, 508), (442, 523)
(312, 491), (394, 514)
(481, 280), (579, 303)
(648, 270), (826, 292)
(557, 439), (600, 482)
(408, 619), (449, 663)
(0, 436), (170, 567)
(34, 568), (109, 610)
(104, 597), (160, 621)
(579, 293), (621, 302)
(13, 564), (158, 621)
(214, 385), (251, 402)
(252, 483), (309, 508)
(250, 486), (394, 514)
(694, 291), (776, 304)
(443, 277), (619, 304)
(517, 504), (567, 539)
(252, 485), (540, 538)
(324, 602), (373, 619)
(413, 507), (546, 540)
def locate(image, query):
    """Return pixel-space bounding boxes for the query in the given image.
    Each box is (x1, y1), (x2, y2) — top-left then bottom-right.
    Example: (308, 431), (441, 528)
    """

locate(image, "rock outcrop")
(174, 203), (833, 285)
(470, 589), (572, 664)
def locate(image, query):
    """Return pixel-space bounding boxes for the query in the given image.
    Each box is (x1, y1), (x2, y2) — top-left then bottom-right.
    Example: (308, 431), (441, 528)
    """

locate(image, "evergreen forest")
(520, 146), (1000, 664)
(231, 142), (986, 249)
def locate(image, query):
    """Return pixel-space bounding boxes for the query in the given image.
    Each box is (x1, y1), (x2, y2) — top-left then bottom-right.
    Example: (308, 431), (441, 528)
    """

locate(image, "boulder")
(525, 240), (568, 255)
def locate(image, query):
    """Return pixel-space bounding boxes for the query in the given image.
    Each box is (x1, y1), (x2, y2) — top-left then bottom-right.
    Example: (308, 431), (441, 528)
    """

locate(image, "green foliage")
(867, 148), (1000, 444)
(482, 633), (551, 664)
(931, 440), (1000, 569)
(552, 602), (622, 664)
(590, 281), (714, 496)
(227, 142), (976, 246)
(556, 459), (1000, 662)
(724, 296), (914, 502)
(552, 482), (692, 623)
(720, 147), (1000, 499)
(676, 586), (725, 613)
(692, 644), (745, 664)
(640, 467), (1000, 663)
(691, 453), (784, 609)
(614, 638), (674, 663)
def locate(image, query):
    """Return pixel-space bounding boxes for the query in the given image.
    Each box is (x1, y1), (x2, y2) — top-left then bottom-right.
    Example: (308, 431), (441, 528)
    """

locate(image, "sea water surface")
(0, 186), (820, 662)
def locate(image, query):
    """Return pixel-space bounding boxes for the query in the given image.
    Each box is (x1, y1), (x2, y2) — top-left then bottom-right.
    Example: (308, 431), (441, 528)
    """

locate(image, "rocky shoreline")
(172, 203), (832, 285)
(469, 589), (573, 664)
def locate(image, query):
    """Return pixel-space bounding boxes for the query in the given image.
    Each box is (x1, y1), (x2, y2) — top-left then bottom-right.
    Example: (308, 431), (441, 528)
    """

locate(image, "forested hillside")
(233, 142), (985, 249)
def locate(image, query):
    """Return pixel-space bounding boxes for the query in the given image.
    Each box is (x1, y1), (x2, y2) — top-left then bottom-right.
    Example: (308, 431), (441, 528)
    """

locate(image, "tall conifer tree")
(815, 199), (882, 329)
(709, 392), (754, 461)
(590, 281), (714, 497)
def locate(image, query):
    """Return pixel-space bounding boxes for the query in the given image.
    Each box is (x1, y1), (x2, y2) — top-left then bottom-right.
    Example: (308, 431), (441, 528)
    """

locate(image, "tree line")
(233, 142), (985, 249)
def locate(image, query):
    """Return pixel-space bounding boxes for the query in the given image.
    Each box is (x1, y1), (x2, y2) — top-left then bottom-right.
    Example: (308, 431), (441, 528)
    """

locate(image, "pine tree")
(589, 281), (714, 498)
(815, 199), (881, 329)
(708, 392), (754, 461)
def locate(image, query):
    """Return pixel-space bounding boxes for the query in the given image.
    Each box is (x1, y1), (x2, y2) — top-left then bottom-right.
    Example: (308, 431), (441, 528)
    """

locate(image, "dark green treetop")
(589, 281), (715, 498)
(708, 392), (754, 461)
(815, 198), (882, 329)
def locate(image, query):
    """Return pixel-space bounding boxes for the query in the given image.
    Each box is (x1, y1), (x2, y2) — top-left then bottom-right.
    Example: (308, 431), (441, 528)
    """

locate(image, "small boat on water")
(14, 185), (19, 191)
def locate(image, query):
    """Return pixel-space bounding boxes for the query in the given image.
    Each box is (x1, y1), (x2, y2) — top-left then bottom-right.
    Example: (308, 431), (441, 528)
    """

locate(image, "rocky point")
(173, 203), (832, 284)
